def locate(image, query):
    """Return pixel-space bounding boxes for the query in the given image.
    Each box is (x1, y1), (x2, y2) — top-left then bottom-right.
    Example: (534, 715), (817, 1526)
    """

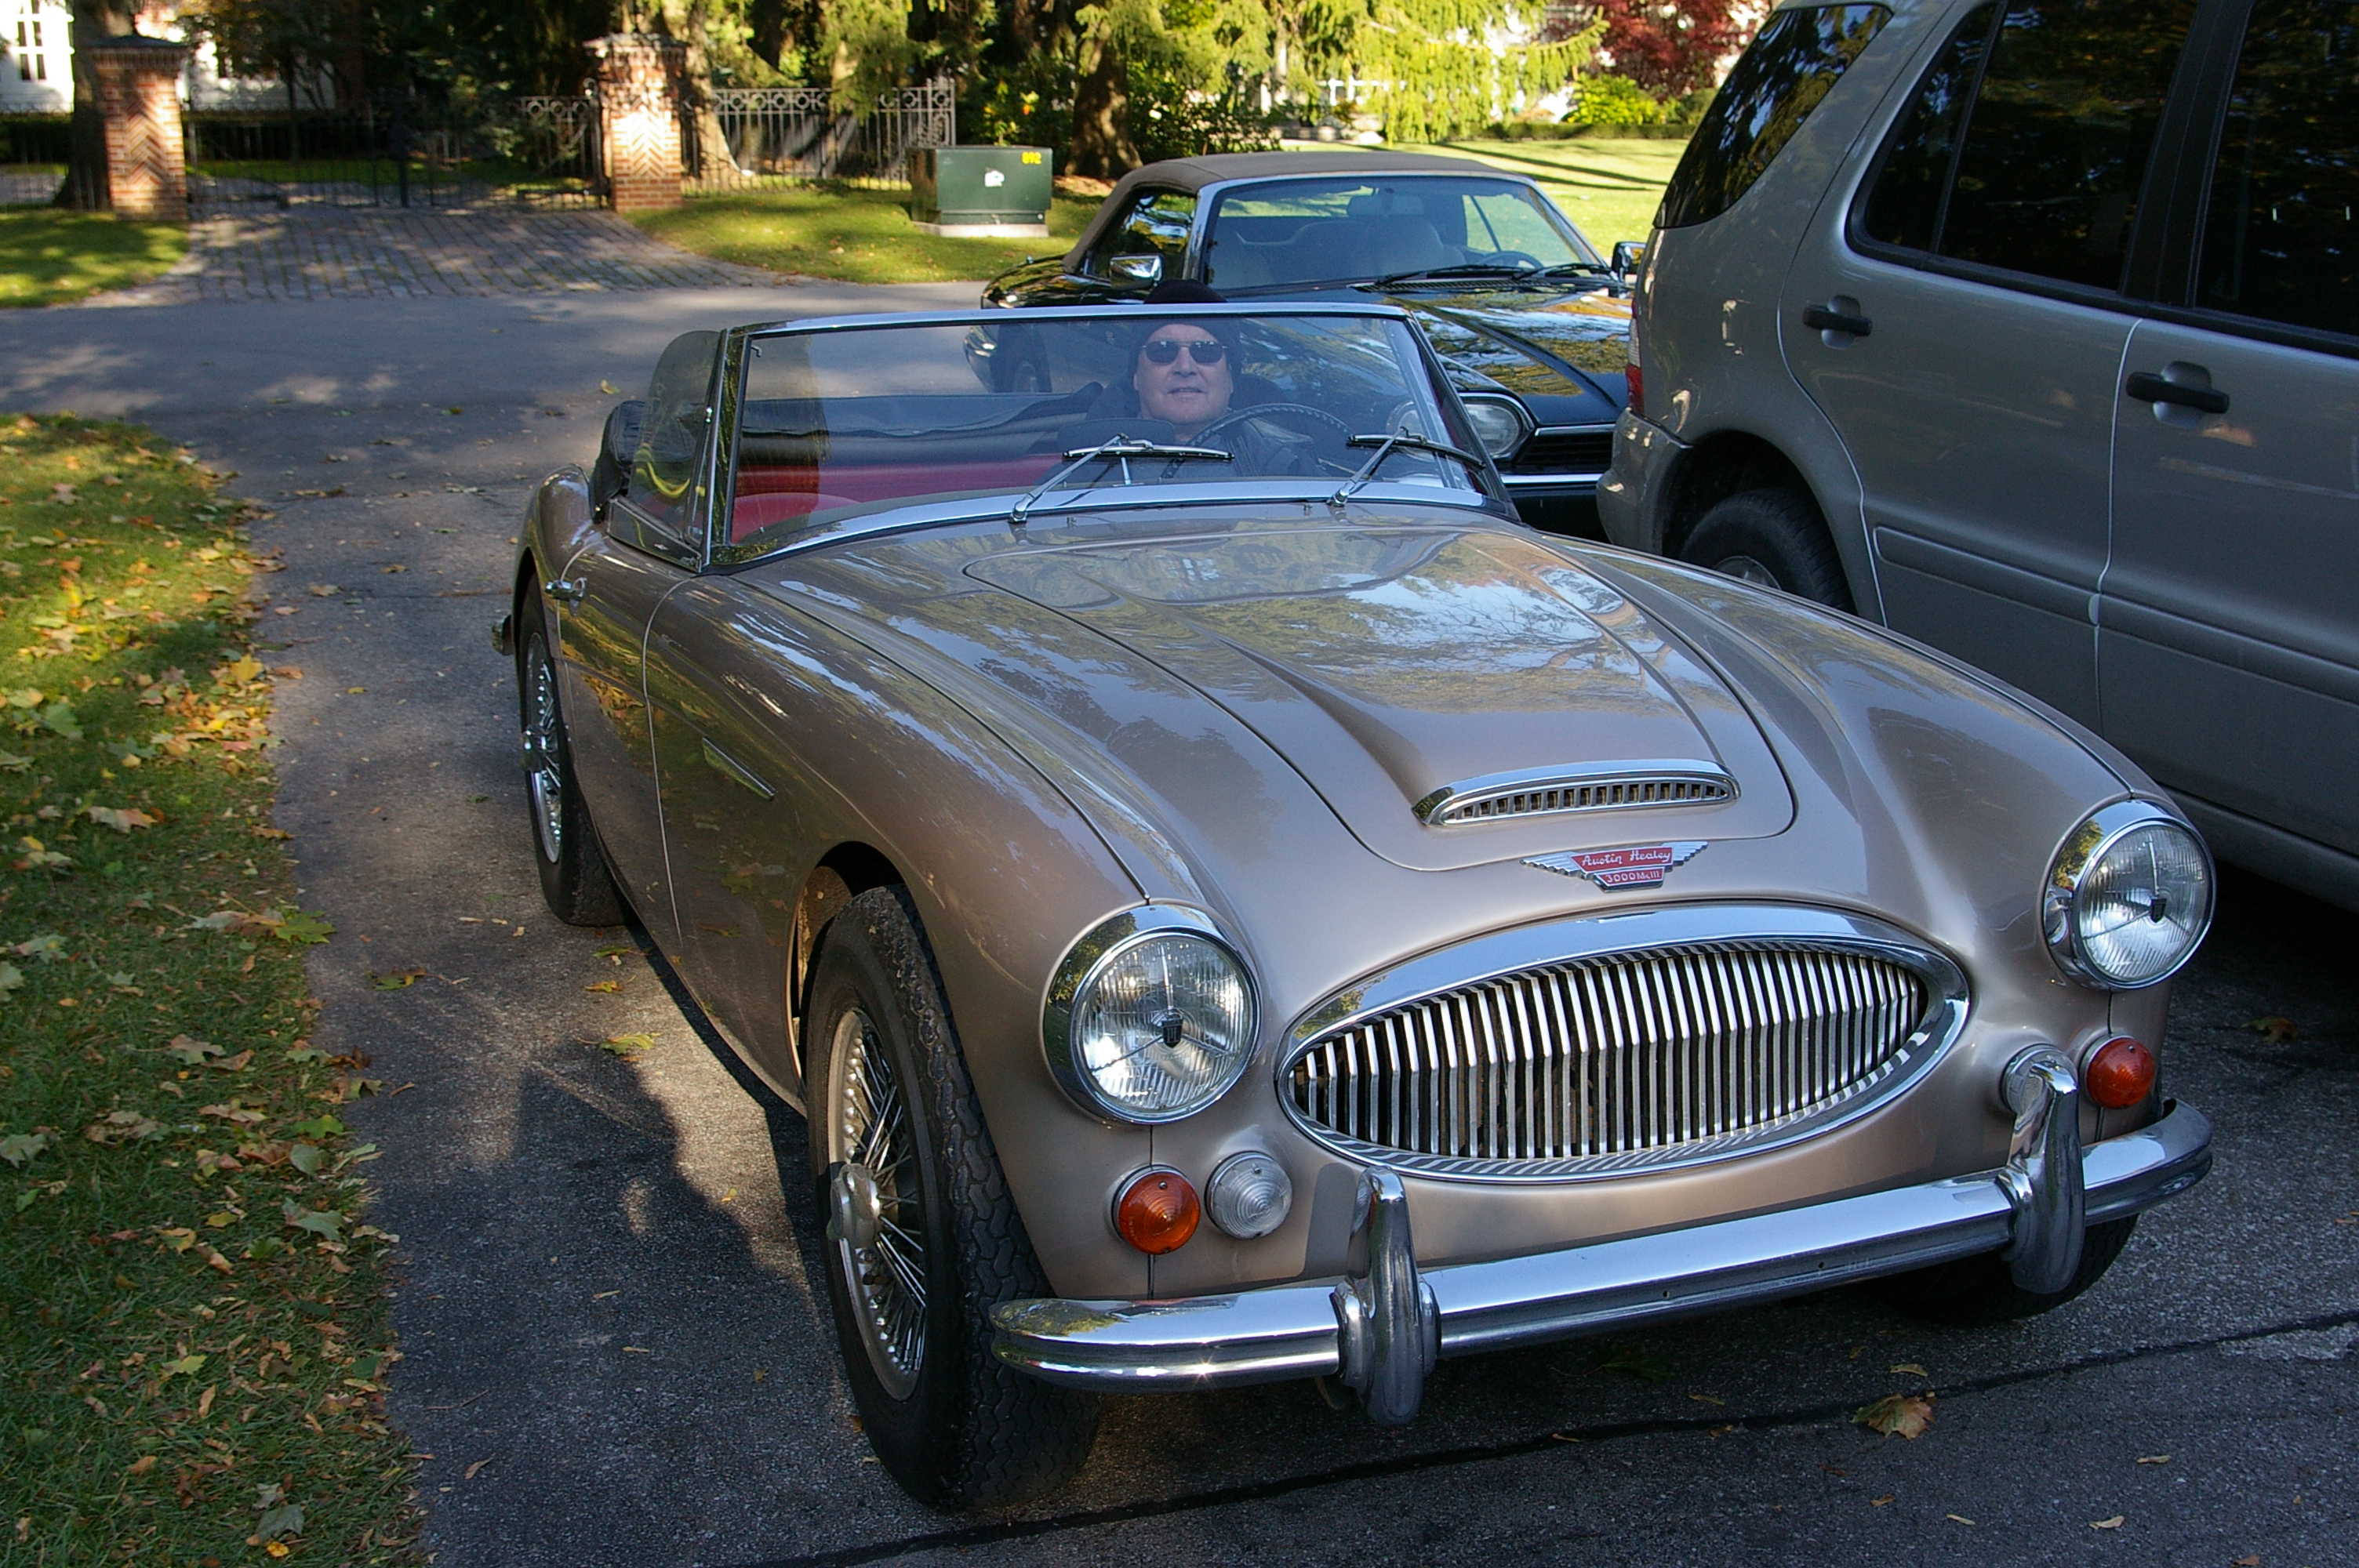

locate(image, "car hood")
(1394, 287), (1631, 413)
(780, 519), (1791, 876)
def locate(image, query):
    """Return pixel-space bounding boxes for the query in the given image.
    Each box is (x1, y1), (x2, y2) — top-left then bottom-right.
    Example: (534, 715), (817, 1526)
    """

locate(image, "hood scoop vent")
(1414, 761), (1736, 827)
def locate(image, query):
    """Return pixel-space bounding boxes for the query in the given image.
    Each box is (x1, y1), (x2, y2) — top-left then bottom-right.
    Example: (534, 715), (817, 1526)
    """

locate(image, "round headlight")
(2043, 804), (2213, 989)
(1459, 395), (1532, 459)
(1045, 909), (1257, 1123)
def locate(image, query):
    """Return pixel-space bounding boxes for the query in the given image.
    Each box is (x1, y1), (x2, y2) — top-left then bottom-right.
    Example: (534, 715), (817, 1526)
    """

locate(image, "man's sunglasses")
(1141, 339), (1227, 365)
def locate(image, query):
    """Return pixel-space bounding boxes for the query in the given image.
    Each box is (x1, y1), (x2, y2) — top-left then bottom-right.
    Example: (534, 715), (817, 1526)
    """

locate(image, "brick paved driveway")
(85, 202), (787, 304)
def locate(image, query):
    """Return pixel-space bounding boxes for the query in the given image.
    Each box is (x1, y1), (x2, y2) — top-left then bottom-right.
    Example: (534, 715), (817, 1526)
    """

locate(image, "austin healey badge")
(1525, 841), (1708, 890)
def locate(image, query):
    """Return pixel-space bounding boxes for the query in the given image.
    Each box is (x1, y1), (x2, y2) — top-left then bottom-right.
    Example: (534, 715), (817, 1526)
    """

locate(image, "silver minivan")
(1600, 0), (2359, 913)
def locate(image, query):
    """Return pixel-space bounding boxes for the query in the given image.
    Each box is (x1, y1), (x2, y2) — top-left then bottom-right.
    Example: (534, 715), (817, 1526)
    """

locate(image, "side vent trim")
(1414, 760), (1736, 827)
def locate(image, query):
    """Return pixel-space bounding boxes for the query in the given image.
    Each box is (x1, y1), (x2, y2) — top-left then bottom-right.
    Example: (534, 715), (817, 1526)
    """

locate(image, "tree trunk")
(1068, 23), (1135, 177)
(57, 0), (136, 211)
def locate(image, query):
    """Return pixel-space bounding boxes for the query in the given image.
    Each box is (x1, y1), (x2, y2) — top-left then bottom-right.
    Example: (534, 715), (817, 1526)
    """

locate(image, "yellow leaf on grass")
(1853, 1392), (1933, 1439)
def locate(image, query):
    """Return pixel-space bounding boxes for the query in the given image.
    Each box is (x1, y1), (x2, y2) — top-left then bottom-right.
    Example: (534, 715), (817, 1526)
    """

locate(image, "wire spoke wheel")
(523, 637), (566, 864)
(831, 1007), (927, 1400)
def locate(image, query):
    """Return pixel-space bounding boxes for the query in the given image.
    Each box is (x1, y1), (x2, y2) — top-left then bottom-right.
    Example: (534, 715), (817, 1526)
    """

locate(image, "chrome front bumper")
(994, 1084), (2211, 1422)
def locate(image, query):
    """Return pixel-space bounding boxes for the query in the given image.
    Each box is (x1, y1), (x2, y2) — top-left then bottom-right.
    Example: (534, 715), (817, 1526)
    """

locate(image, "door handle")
(543, 577), (584, 606)
(2125, 371), (2229, 415)
(1801, 304), (1874, 337)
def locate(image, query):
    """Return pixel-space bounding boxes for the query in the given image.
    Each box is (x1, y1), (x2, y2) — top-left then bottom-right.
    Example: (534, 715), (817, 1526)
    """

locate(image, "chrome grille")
(1426, 773), (1732, 825)
(1286, 942), (1936, 1178)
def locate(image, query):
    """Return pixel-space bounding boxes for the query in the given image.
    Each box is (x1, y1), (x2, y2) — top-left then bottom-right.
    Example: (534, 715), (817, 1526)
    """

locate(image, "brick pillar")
(587, 34), (685, 214)
(90, 38), (191, 223)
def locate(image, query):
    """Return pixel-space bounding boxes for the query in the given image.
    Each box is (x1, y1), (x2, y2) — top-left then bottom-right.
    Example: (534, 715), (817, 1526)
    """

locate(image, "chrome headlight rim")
(2043, 799), (2214, 990)
(1044, 906), (1259, 1126)
(1457, 393), (1534, 462)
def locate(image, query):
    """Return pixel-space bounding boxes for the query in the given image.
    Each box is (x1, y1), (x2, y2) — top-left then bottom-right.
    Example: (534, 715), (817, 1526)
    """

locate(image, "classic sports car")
(497, 303), (2214, 1509)
(983, 152), (1634, 536)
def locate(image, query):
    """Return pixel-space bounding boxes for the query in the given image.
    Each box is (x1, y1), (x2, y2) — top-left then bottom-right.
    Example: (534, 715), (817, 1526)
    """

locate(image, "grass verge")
(0, 414), (413, 1563)
(0, 213), (188, 308)
(629, 182), (1095, 284)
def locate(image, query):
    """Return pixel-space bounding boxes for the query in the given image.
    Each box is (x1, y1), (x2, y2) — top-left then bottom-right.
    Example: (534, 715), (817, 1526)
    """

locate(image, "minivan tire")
(1678, 488), (1853, 611)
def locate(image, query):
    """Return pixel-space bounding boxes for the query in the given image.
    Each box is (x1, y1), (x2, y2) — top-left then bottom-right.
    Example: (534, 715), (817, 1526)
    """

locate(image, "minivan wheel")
(808, 887), (1100, 1508)
(1678, 488), (1853, 611)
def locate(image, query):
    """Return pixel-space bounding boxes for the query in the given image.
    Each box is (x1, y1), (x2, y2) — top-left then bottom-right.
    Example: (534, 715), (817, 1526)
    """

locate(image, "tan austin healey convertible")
(493, 303), (2215, 1508)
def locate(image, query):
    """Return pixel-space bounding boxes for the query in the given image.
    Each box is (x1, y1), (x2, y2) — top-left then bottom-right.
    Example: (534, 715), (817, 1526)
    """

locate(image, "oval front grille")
(1285, 942), (1939, 1178)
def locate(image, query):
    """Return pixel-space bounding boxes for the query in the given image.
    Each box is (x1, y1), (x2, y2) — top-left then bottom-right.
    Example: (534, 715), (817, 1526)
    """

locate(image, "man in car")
(1104, 282), (1325, 477)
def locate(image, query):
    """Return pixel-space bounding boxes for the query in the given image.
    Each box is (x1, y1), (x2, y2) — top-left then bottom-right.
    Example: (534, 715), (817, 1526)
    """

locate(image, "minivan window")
(2195, 0), (2359, 339)
(1656, 4), (1891, 230)
(1936, 0), (2197, 290)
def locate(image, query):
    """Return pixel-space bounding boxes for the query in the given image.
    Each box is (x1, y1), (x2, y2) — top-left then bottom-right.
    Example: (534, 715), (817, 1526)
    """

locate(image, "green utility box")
(909, 146), (1053, 237)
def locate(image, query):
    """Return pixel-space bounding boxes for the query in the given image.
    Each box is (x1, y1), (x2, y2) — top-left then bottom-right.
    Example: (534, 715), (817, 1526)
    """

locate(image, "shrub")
(1566, 73), (1667, 127)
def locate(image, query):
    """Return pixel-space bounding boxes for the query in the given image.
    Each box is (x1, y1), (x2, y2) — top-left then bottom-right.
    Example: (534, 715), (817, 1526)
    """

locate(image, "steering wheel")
(1194, 402), (1355, 449)
(1474, 250), (1545, 270)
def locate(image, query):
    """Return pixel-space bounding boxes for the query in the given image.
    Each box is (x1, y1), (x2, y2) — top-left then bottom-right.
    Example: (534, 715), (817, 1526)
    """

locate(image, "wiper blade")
(1329, 430), (1487, 512)
(1012, 436), (1231, 525)
(1368, 263), (1536, 288)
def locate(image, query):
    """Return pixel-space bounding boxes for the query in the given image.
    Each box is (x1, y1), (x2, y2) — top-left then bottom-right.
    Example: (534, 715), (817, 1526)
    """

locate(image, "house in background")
(0, 0), (317, 115)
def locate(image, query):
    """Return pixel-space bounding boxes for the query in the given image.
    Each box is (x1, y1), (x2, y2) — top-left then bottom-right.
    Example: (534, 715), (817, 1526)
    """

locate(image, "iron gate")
(0, 114), (70, 208)
(183, 96), (602, 215)
(689, 77), (954, 187)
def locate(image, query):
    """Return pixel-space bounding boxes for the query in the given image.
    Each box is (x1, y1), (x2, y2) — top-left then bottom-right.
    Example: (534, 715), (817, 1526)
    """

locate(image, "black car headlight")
(1459, 394), (1532, 461)
(1045, 908), (1257, 1123)
(2043, 802), (2213, 989)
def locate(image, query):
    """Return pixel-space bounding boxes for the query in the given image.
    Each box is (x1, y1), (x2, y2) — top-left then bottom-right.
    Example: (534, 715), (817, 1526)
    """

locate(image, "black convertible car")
(982, 151), (1634, 535)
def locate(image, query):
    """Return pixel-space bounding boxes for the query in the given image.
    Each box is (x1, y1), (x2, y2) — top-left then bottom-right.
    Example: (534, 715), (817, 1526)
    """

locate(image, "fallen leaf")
(85, 805), (159, 833)
(198, 1102), (267, 1125)
(1889, 1362), (1929, 1377)
(1853, 1392), (1933, 1439)
(2233, 1557), (2261, 1566)
(205, 1050), (254, 1073)
(1946, 1514), (1975, 1526)
(2248, 1014), (2299, 1043)
(600, 379), (620, 394)
(585, 978), (620, 993)
(1869, 1494), (1893, 1507)
(599, 1033), (657, 1056)
(369, 967), (428, 990)
(307, 583), (340, 597)
(464, 1458), (492, 1480)
(1819, 1465), (1846, 1478)
(1688, 1392), (1725, 1406)
(0, 1131), (51, 1166)
(2136, 1454), (2170, 1465)
(1593, 1343), (1672, 1384)
(2091, 1515), (2125, 1530)
(289, 1143), (325, 1175)
(165, 1034), (221, 1064)
(280, 1200), (344, 1240)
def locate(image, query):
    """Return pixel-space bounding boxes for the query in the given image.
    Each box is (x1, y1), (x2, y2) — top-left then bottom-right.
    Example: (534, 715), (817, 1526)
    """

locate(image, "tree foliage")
(1353, 0), (1598, 143)
(1594, 0), (1750, 97)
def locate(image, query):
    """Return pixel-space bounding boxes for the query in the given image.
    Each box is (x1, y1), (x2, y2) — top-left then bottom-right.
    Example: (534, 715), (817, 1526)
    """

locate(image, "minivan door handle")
(1801, 303), (1874, 337)
(2125, 370), (2230, 415)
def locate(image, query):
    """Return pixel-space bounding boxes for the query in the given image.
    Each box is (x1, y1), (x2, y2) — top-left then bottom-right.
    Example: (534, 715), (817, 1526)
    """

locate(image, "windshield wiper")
(1011, 435), (1231, 525)
(1367, 262), (1538, 289)
(1329, 430), (1488, 513)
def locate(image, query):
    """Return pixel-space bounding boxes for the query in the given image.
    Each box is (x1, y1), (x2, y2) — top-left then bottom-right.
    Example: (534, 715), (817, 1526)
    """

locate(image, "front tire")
(1677, 487), (1853, 610)
(516, 584), (626, 927)
(807, 887), (1099, 1508)
(1872, 1216), (2137, 1326)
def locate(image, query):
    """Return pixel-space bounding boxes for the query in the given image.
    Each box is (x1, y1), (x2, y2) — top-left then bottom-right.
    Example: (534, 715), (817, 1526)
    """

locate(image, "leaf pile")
(0, 415), (413, 1563)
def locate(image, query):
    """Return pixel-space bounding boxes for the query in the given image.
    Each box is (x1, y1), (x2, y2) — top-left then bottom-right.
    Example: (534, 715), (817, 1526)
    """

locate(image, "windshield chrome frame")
(703, 303), (1513, 570)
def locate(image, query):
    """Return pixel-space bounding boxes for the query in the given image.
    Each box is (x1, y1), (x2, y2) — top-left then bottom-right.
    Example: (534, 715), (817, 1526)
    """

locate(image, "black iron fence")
(0, 114), (70, 208)
(689, 77), (954, 187)
(183, 97), (602, 215)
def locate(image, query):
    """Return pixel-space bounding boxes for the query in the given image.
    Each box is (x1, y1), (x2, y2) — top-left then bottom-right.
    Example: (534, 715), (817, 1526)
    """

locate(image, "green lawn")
(0, 212), (187, 308)
(1294, 136), (1689, 249)
(631, 183), (1096, 284)
(0, 416), (413, 1562)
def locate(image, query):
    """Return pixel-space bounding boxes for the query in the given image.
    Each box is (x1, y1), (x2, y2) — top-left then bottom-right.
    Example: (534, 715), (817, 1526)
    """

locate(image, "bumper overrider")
(993, 1048), (2212, 1424)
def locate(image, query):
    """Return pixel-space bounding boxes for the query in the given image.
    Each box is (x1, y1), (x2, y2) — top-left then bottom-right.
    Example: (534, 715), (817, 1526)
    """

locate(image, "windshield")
(1201, 177), (1600, 292)
(725, 310), (1488, 554)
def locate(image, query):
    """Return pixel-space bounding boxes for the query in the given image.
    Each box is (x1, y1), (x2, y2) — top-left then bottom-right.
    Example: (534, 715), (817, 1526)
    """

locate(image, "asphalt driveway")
(9, 267), (2356, 1568)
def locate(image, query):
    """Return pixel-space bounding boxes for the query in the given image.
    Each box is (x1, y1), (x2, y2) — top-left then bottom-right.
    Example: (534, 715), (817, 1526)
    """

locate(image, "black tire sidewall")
(1678, 488), (1853, 611)
(1872, 1215), (2139, 1326)
(515, 585), (623, 927)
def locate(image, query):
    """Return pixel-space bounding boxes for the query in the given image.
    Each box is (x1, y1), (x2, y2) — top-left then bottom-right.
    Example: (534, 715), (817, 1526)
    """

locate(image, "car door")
(1780, 0), (2199, 725)
(2099, 0), (2359, 871)
(554, 331), (718, 939)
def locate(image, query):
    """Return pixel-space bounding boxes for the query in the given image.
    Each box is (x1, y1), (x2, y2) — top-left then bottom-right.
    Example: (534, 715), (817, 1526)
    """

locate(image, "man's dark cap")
(1131, 280), (1238, 361)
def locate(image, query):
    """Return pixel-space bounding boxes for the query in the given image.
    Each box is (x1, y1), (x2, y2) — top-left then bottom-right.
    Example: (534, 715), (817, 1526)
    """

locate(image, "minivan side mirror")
(1110, 253), (1165, 285)
(1611, 241), (1647, 278)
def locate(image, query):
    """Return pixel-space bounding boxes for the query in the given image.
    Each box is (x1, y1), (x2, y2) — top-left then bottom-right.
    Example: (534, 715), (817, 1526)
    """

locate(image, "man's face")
(1133, 325), (1234, 437)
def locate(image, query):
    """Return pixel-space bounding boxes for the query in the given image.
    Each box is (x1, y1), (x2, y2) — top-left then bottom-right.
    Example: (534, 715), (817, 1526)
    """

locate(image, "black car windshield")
(725, 309), (1486, 554)
(1200, 176), (1600, 292)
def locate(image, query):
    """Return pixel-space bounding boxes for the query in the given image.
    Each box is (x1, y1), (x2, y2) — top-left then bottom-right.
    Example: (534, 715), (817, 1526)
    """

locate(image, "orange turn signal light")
(1114, 1167), (1200, 1255)
(2083, 1036), (2157, 1109)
